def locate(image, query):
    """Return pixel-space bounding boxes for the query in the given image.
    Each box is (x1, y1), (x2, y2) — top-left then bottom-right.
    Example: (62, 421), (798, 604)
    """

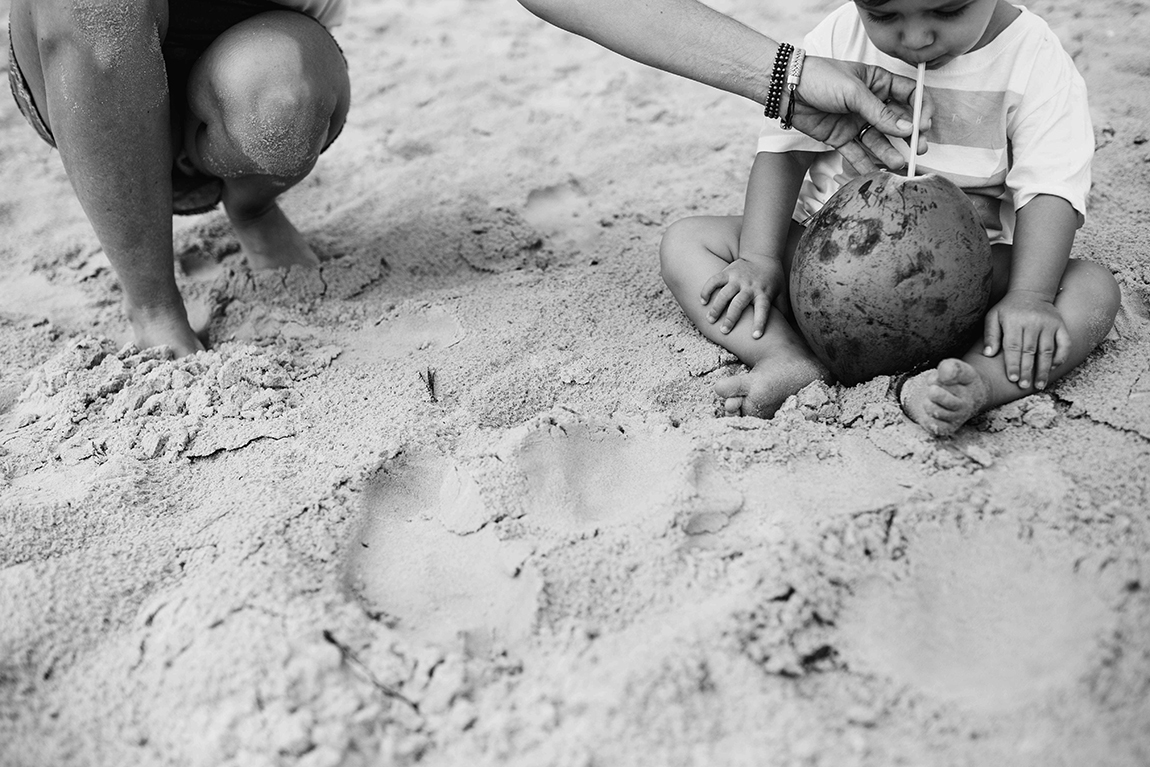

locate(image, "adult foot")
(900, 358), (989, 437)
(127, 302), (205, 357)
(228, 202), (321, 270)
(714, 356), (830, 418)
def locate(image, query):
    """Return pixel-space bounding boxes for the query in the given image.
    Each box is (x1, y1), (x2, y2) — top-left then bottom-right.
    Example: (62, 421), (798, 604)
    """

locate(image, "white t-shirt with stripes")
(757, 3), (1092, 245)
(276, 0), (348, 27)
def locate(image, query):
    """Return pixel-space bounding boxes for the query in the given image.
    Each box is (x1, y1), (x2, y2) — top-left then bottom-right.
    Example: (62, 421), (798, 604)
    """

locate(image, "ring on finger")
(857, 123), (874, 141)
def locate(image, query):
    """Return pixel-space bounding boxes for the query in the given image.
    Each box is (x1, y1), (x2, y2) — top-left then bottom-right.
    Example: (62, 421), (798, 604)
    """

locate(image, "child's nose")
(901, 21), (935, 51)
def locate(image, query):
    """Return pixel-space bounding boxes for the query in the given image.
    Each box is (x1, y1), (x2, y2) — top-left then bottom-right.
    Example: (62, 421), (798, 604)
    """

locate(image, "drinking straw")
(907, 62), (926, 177)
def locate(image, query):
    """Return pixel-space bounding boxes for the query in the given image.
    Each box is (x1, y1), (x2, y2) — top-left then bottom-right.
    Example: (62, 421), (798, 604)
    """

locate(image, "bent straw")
(907, 62), (926, 177)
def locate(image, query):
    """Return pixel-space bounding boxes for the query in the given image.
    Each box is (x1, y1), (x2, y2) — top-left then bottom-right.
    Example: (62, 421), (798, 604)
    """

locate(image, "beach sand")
(2, 0), (1149, 765)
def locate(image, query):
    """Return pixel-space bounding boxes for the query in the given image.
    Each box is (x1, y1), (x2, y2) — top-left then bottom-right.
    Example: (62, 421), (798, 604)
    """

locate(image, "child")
(8, 0), (352, 356)
(660, 0), (1120, 436)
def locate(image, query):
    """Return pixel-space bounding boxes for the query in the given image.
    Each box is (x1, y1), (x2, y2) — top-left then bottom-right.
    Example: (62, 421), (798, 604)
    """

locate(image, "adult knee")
(190, 16), (348, 180)
(18, 0), (165, 70)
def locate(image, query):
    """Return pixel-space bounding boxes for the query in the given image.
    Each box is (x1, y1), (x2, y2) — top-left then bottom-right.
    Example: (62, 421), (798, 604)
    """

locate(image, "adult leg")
(901, 254), (1121, 436)
(10, 0), (202, 354)
(659, 216), (830, 417)
(180, 10), (350, 269)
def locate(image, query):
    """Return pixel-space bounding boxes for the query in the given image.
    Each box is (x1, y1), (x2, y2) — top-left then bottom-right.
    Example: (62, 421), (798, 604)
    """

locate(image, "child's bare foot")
(714, 355), (830, 418)
(228, 202), (321, 271)
(900, 358), (990, 437)
(127, 302), (205, 357)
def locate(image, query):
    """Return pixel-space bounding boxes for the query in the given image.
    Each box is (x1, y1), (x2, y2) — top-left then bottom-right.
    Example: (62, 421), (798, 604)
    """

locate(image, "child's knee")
(1067, 259), (1121, 314)
(659, 217), (707, 284)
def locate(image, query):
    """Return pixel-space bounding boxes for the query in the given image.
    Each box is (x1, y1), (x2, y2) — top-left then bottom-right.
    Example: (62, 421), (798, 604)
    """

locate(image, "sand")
(1, 0), (1149, 765)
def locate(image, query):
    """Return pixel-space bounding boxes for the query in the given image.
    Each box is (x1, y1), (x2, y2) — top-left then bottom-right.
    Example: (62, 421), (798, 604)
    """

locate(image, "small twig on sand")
(418, 367), (438, 403)
(322, 630), (420, 713)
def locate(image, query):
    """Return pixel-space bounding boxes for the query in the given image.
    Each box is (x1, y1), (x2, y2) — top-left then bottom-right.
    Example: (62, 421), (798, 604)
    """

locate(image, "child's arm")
(701, 150), (814, 338)
(982, 194), (1077, 390)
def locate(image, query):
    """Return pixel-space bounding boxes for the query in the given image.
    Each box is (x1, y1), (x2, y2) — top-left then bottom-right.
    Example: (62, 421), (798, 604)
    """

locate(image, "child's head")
(852, 0), (1005, 69)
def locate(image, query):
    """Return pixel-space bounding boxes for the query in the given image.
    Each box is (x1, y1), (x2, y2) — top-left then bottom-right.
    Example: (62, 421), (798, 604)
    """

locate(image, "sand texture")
(2, 0), (1150, 765)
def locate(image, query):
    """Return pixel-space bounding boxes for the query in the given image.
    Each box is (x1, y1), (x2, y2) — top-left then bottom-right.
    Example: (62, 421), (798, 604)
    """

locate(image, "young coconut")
(789, 170), (992, 386)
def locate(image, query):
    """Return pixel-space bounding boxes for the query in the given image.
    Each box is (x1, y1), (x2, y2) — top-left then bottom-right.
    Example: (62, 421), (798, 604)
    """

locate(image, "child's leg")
(181, 11), (351, 269)
(659, 216), (830, 417)
(901, 255), (1121, 436)
(10, 0), (202, 355)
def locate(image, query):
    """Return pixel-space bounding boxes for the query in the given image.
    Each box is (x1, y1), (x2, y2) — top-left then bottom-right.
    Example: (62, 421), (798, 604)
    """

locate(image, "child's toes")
(927, 384), (966, 413)
(724, 396), (744, 415)
(714, 375), (747, 400)
(935, 357), (979, 387)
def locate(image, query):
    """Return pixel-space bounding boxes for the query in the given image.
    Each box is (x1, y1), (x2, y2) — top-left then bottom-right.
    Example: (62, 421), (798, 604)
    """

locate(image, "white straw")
(907, 62), (926, 177)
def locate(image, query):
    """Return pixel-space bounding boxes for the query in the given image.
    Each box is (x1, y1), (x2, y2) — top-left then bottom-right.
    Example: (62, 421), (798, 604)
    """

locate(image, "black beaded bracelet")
(763, 42), (794, 120)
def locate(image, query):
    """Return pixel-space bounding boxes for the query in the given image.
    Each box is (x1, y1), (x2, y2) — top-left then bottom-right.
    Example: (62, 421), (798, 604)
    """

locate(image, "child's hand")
(982, 290), (1070, 390)
(700, 257), (788, 339)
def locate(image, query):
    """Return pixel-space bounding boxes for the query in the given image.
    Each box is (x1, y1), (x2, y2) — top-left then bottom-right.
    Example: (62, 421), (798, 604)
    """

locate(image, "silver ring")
(857, 123), (874, 141)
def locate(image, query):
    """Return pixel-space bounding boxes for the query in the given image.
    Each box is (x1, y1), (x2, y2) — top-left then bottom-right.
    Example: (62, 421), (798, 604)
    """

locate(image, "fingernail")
(983, 346), (994, 355)
(752, 331), (762, 339)
(1036, 381), (1046, 390)
(1020, 379), (1029, 388)
(896, 119), (912, 132)
(1008, 374), (1018, 382)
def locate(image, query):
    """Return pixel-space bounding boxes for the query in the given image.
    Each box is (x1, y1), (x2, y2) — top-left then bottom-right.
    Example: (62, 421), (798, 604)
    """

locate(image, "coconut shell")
(790, 170), (992, 386)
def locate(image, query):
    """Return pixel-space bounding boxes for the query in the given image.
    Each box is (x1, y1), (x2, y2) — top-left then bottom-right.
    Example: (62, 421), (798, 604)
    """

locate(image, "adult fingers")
(838, 139), (880, 175)
(855, 63), (935, 137)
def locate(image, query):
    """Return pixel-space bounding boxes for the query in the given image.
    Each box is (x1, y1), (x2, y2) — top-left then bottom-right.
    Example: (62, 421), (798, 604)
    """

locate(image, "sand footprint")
(837, 514), (1113, 712)
(345, 451), (539, 655)
(521, 178), (599, 247)
(500, 415), (693, 534)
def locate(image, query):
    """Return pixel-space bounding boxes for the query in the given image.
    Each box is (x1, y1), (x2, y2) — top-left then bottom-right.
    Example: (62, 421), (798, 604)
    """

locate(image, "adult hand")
(791, 56), (933, 173)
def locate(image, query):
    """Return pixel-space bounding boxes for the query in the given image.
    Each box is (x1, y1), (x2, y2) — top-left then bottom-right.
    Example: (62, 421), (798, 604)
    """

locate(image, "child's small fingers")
(700, 274), (725, 303)
(752, 296), (768, 339)
(721, 292), (752, 333)
(1034, 337), (1056, 389)
(1052, 326), (1072, 368)
(1017, 327), (1038, 388)
(982, 311), (1001, 356)
(705, 285), (737, 322)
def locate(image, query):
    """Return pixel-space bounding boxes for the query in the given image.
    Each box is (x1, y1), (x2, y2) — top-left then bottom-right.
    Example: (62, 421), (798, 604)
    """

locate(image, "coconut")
(789, 170), (992, 386)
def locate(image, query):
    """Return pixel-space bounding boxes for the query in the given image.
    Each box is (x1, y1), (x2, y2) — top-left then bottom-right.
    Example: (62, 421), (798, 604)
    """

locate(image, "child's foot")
(900, 358), (990, 437)
(228, 202), (321, 271)
(714, 355), (830, 418)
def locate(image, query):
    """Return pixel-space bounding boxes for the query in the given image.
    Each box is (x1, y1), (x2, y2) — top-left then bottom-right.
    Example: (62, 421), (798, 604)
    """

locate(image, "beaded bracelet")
(763, 42), (794, 120)
(780, 47), (806, 130)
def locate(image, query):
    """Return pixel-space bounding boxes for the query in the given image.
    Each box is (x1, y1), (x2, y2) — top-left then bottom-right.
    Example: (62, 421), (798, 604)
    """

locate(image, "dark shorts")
(7, 0), (344, 214)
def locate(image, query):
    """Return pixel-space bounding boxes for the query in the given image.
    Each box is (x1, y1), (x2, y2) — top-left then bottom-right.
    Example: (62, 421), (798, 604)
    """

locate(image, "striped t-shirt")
(757, 3), (1092, 245)
(277, 0), (348, 26)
